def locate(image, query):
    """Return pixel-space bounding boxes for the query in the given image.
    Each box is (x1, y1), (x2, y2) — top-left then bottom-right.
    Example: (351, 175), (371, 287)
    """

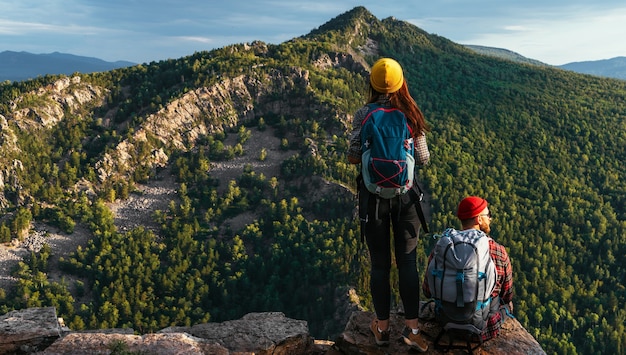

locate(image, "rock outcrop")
(93, 66), (328, 184)
(1, 307), (325, 355)
(9, 76), (107, 129)
(0, 307), (61, 354)
(0, 306), (545, 355)
(335, 309), (546, 355)
(0, 75), (109, 209)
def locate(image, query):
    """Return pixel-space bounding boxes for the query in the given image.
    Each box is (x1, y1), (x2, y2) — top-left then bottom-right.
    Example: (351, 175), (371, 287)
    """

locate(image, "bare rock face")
(160, 312), (314, 355)
(10, 76), (107, 128)
(94, 68), (316, 184)
(0, 307), (61, 354)
(333, 309), (546, 355)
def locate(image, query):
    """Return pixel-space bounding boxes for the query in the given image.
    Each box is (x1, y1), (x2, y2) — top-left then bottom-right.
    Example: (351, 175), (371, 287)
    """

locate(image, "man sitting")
(422, 196), (514, 342)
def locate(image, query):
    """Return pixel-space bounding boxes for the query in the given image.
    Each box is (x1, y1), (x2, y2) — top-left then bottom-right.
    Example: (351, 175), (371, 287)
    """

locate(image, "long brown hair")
(368, 80), (429, 138)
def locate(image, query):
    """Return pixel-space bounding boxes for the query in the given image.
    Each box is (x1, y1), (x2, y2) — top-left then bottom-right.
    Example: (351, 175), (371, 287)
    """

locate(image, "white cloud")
(502, 26), (528, 32)
(175, 36), (214, 44)
(0, 19), (68, 35)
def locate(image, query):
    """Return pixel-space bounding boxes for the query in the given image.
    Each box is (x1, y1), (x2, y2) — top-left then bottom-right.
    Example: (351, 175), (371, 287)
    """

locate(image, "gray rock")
(1, 308), (320, 354)
(0, 307), (61, 354)
(40, 332), (230, 355)
(161, 312), (314, 355)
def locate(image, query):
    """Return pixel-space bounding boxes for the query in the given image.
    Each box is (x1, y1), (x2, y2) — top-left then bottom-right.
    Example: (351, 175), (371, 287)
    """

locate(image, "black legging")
(365, 192), (421, 321)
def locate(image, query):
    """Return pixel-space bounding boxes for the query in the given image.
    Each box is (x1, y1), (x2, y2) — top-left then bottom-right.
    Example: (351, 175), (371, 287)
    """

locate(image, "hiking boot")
(402, 326), (428, 352)
(370, 319), (390, 346)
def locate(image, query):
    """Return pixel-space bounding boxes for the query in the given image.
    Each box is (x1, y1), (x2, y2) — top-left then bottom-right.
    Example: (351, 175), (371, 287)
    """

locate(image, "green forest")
(0, 7), (625, 354)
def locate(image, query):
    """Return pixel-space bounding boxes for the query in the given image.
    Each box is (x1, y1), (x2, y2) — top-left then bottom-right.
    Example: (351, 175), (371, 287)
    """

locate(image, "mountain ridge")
(558, 55), (626, 79)
(0, 50), (136, 82)
(465, 45), (626, 79)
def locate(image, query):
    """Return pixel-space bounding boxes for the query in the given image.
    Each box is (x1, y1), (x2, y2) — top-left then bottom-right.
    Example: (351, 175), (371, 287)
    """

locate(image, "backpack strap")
(456, 269), (465, 307)
(409, 177), (429, 233)
(357, 173), (368, 243)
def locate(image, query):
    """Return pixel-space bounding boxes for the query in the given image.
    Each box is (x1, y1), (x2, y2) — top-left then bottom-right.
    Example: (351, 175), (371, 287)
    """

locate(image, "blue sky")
(1, 1), (625, 66)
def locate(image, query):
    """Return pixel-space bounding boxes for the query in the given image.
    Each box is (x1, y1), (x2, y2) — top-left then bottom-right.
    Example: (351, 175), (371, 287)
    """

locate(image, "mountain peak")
(304, 6), (381, 44)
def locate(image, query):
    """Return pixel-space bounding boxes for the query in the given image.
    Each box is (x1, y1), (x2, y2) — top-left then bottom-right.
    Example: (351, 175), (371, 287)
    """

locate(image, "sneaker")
(370, 319), (390, 346)
(402, 326), (428, 352)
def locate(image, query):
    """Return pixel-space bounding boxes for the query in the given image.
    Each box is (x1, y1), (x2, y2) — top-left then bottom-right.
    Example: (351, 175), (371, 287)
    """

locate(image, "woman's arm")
(414, 132), (430, 166)
(346, 106), (369, 164)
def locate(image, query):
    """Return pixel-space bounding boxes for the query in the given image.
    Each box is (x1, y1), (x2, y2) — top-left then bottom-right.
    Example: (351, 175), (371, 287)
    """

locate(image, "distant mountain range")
(1, 48), (625, 83)
(0, 51), (136, 82)
(465, 45), (626, 80)
(558, 56), (626, 80)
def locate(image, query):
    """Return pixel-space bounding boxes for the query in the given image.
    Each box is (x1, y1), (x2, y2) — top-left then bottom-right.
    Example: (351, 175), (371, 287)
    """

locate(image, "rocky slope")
(0, 124), (326, 290)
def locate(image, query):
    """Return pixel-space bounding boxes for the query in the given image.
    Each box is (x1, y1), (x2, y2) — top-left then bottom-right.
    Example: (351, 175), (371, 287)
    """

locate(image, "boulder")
(160, 312), (315, 355)
(0, 307), (61, 354)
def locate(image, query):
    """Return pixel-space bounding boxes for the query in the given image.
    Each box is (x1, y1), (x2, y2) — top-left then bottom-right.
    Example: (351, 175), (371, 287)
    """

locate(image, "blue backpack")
(360, 103), (415, 199)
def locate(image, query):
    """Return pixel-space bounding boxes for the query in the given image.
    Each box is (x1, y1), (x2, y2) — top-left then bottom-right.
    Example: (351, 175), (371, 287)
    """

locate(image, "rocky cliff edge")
(1, 306), (545, 355)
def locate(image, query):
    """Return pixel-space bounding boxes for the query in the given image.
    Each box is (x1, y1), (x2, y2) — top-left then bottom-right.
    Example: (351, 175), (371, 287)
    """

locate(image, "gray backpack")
(426, 228), (497, 334)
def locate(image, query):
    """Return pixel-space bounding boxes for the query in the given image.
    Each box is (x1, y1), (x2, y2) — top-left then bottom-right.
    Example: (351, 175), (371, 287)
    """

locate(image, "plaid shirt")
(347, 98), (430, 165)
(423, 236), (514, 341)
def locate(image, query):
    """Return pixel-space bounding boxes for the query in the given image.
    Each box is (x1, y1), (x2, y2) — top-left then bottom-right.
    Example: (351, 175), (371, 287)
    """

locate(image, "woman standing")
(347, 58), (430, 352)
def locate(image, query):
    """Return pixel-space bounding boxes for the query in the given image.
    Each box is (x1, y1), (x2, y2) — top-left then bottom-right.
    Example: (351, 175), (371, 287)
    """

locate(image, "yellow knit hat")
(370, 58), (404, 93)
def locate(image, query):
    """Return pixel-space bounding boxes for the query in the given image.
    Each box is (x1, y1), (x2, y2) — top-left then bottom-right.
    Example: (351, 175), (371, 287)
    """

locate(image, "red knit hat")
(457, 196), (488, 220)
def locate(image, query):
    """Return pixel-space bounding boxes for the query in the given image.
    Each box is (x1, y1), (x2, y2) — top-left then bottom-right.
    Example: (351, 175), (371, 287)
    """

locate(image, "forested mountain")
(0, 6), (624, 354)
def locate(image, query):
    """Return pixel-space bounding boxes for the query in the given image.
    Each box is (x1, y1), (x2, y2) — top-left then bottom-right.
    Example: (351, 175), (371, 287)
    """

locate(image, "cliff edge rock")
(0, 306), (545, 354)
